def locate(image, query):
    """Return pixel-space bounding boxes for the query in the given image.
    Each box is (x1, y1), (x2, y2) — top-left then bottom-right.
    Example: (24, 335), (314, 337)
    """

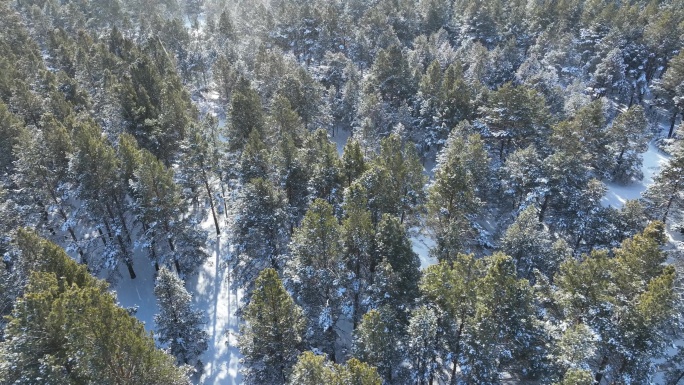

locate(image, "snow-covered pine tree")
(232, 177), (289, 288)
(132, 149), (208, 275)
(501, 205), (557, 280)
(341, 183), (376, 329)
(420, 254), (482, 383)
(374, 214), (421, 309)
(643, 148), (684, 225)
(154, 267), (208, 366)
(239, 268), (305, 385)
(353, 309), (401, 382)
(286, 198), (347, 362)
(406, 305), (440, 385)
(289, 351), (382, 385)
(426, 129), (484, 260)
(608, 105), (648, 183)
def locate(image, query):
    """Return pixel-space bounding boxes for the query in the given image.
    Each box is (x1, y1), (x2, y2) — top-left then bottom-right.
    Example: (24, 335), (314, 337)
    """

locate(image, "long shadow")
(211, 237), (222, 347)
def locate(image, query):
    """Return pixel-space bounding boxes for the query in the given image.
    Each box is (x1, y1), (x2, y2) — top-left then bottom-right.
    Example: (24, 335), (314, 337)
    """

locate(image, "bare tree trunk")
(669, 111), (678, 138)
(203, 168), (221, 235)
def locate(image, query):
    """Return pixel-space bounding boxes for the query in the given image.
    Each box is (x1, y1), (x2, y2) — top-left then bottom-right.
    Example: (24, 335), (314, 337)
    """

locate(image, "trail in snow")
(187, 229), (242, 385)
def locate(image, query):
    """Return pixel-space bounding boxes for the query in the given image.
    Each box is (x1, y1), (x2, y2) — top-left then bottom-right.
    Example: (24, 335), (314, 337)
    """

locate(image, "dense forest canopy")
(1, 0), (684, 384)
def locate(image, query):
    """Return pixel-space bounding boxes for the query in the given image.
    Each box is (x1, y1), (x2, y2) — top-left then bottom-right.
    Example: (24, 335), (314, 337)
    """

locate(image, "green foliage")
(480, 82), (551, 156)
(644, 150), (684, 223)
(0, 231), (189, 385)
(287, 199), (345, 360)
(368, 133), (427, 227)
(554, 224), (676, 383)
(426, 128), (487, 261)
(608, 106), (648, 183)
(371, 45), (416, 106)
(233, 178), (289, 285)
(239, 268), (305, 385)
(154, 267), (207, 365)
(353, 309), (398, 382)
(228, 78), (265, 153)
(301, 129), (342, 204)
(289, 351), (382, 385)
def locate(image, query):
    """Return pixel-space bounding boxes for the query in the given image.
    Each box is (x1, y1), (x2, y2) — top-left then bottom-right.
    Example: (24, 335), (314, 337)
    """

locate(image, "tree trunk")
(450, 320), (466, 384)
(538, 195), (550, 222)
(125, 258), (137, 279)
(613, 147), (625, 176)
(48, 189), (86, 263)
(203, 169), (221, 235)
(669, 111), (678, 138)
(219, 176), (229, 224)
(98, 227), (107, 246)
(662, 191), (676, 223)
(594, 354), (609, 385)
(111, 196), (133, 244)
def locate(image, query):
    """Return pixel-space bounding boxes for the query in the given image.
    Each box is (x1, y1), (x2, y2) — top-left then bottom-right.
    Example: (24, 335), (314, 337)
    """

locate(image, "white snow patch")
(113, 249), (159, 333)
(411, 233), (437, 269)
(332, 126), (352, 155)
(601, 141), (670, 208)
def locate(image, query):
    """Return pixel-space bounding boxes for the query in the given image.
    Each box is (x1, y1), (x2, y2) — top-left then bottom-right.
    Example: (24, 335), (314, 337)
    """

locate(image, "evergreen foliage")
(238, 268), (305, 385)
(0, 230), (190, 385)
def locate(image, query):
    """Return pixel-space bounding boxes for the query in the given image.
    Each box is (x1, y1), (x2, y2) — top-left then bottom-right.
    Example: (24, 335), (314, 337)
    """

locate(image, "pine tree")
(0, 230), (190, 385)
(426, 130), (485, 261)
(406, 305), (440, 385)
(501, 205), (557, 280)
(301, 129), (342, 204)
(479, 82), (551, 158)
(554, 223), (676, 384)
(420, 255), (482, 382)
(371, 44), (415, 106)
(499, 145), (543, 208)
(336, 358), (383, 385)
(468, 253), (542, 382)
(288, 351), (330, 385)
(287, 199), (347, 362)
(71, 118), (136, 278)
(340, 139), (367, 187)
(232, 178), (289, 287)
(132, 149), (207, 275)
(179, 120), (222, 236)
(341, 184), (376, 329)
(239, 268), (305, 385)
(0, 101), (23, 178)
(12, 116), (85, 261)
(353, 309), (399, 382)
(228, 78), (265, 154)
(643, 149), (684, 224)
(369, 133), (427, 227)
(554, 368), (594, 385)
(608, 106), (648, 183)
(289, 351), (382, 385)
(655, 50), (684, 138)
(550, 100), (609, 178)
(154, 267), (208, 366)
(375, 214), (421, 309)
(239, 129), (270, 183)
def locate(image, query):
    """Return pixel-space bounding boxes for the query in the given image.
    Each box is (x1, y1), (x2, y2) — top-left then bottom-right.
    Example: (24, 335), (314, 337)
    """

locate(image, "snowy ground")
(411, 233), (438, 269)
(601, 141), (670, 208)
(187, 229), (243, 385)
(111, 209), (242, 384)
